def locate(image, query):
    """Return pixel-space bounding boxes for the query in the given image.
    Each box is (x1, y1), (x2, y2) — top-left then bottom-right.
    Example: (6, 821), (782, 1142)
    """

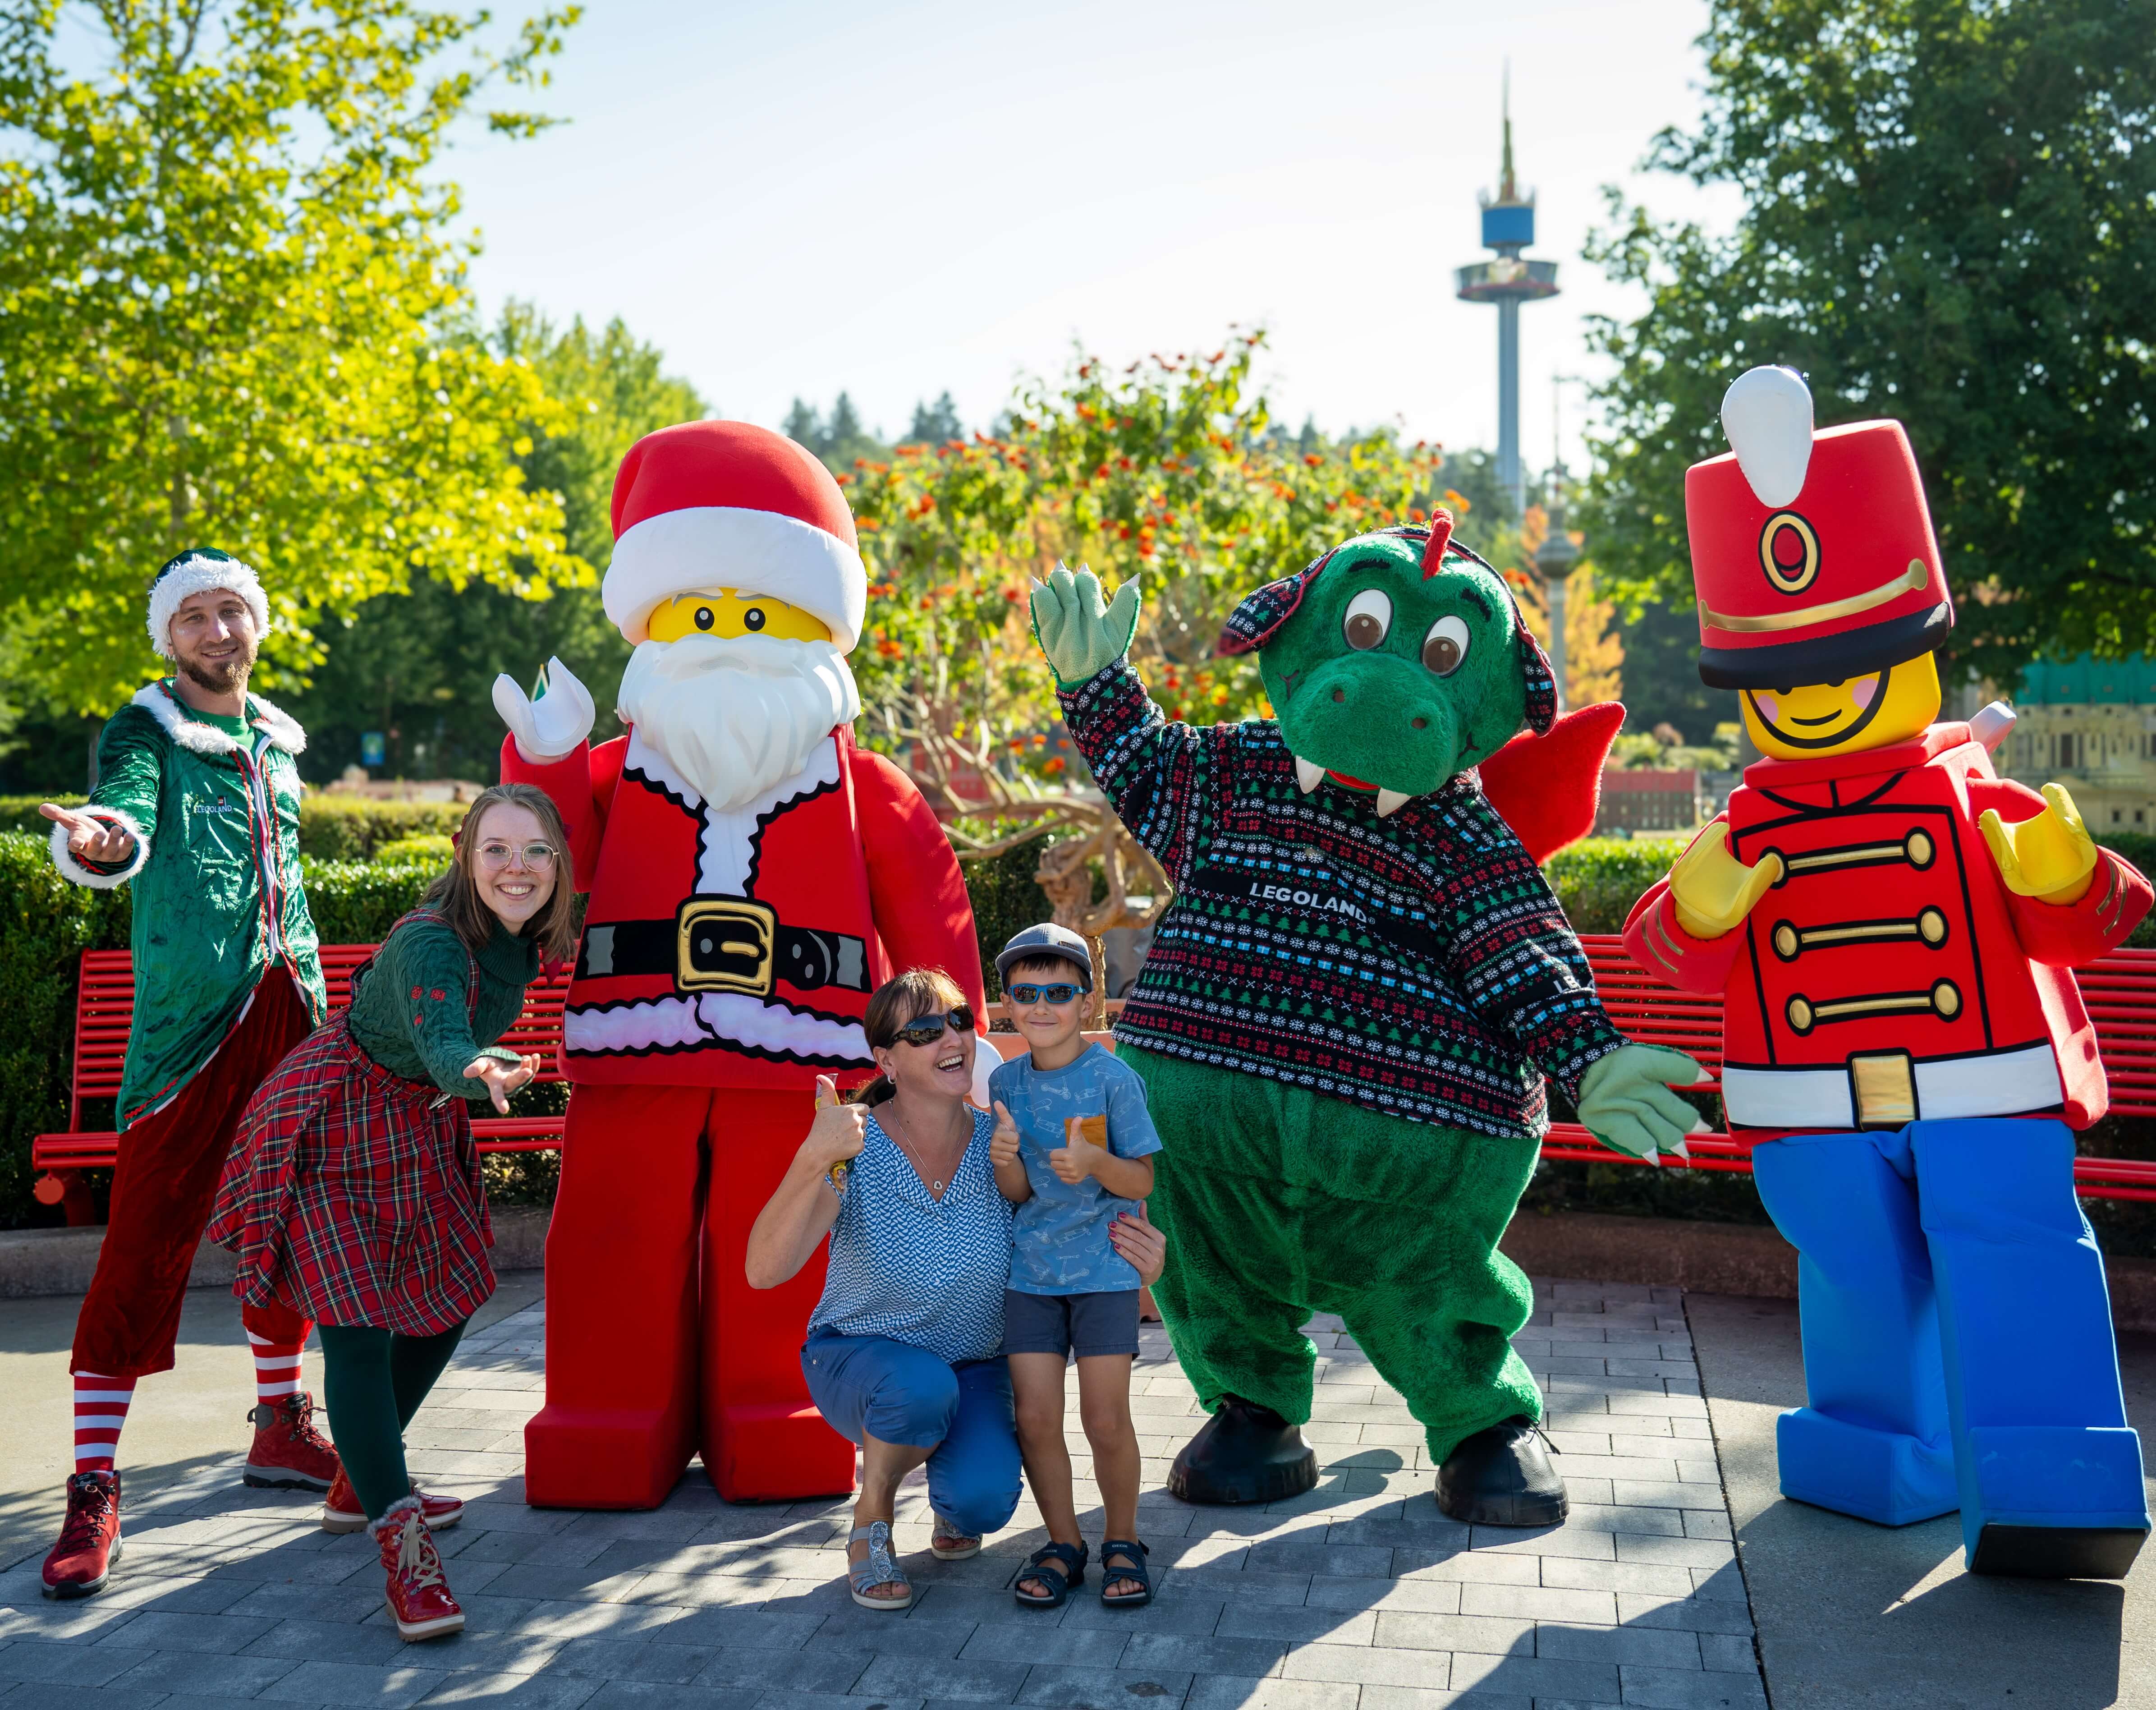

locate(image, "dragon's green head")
(1216, 520), (1557, 814)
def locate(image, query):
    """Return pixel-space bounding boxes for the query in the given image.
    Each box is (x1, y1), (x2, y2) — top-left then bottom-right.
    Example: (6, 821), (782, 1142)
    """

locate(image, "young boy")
(988, 924), (1161, 1609)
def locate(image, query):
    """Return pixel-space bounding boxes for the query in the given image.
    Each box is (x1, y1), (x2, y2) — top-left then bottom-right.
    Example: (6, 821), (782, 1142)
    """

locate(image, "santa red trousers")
(523, 1082), (855, 1508)
(74, 968), (314, 1379)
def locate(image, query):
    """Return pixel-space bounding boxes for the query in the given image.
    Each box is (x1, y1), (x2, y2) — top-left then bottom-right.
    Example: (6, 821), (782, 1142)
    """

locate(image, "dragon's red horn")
(1421, 508), (1456, 578)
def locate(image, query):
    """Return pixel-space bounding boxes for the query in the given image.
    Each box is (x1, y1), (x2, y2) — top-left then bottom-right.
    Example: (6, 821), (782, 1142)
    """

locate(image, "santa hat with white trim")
(604, 420), (867, 651)
(147, 548), (271, 659)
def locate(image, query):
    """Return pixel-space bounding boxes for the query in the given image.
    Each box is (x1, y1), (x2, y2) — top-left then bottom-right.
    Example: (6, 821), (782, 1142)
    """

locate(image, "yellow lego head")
(1739, 651), (1941, 760)
(644, 588), (834, 646)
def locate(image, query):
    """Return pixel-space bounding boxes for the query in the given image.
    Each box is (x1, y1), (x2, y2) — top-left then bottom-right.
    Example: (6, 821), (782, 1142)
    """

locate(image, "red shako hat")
(1686, 366), (1952, 690)
(606, 420), (866, 650)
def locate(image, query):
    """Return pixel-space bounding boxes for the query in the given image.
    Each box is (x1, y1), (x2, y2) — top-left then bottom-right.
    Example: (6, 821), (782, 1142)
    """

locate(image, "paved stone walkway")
(0, 1281), (1766, 1709)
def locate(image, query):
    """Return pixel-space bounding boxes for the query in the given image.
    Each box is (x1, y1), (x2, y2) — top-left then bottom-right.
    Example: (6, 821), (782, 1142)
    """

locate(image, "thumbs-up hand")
(805, 1075), (866, 1177)
(990, 1100), (1022, 1168)
(40, 804), (136, 867)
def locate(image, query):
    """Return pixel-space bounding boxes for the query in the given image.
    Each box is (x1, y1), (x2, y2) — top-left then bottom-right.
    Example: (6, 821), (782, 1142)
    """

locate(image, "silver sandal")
(930, 1513), (981, 1560)
(847, 1520), (912, 1610)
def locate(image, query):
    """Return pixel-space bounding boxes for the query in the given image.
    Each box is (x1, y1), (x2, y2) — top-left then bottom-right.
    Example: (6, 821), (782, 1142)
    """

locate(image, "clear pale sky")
(450, 0), (1739, 472)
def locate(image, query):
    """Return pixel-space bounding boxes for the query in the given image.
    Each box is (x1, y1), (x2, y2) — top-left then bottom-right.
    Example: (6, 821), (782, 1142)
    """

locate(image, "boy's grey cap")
(995, 922), (1093, 992)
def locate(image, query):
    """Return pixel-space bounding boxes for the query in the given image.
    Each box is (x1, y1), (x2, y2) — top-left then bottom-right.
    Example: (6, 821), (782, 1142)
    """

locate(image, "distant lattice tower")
(1456, 71), (1560, 519)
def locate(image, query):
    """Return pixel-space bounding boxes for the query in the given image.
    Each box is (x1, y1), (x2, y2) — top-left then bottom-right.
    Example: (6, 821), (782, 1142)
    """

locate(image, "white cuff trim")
(50, 808), (150, 889)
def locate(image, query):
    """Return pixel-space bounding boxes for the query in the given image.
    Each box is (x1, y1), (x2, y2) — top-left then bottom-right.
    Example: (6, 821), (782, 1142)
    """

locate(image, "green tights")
(317, 1320), (467, 1522)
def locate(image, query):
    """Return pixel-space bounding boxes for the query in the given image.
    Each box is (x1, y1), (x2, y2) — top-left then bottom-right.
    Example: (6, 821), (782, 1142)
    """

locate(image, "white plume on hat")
(1720, 366), (1815, 508)
(147, 552), (270, 659)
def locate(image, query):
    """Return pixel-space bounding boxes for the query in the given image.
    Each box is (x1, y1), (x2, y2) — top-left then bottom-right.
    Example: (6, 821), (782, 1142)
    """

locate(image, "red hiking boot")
(375, 1499), (463, 1641)
(322, 1469), (464, 1535)
(41, 1470), (122, 1599)
(243, 1393), (341, 1492)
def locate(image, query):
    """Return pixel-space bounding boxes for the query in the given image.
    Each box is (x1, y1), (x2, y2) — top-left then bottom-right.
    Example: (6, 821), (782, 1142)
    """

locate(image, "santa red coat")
(1625, 722), (2151, 1134)
(503, 724), (986, 1087)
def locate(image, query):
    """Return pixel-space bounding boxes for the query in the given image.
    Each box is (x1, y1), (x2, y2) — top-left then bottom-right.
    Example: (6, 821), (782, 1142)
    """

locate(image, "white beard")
(616, 633), (860, 811)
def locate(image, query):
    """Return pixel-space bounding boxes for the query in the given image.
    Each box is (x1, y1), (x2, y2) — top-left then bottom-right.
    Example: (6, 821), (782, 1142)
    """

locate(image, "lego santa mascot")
(1626, 367), (2153, 1578)
(495, 420), (990, 1508)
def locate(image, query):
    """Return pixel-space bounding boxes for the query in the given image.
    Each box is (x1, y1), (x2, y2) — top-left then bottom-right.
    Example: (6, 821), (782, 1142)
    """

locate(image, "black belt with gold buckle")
(575, 901), (870, 998)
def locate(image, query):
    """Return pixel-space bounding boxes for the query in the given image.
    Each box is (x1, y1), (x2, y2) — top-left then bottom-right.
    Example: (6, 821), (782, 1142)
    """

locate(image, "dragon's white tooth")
(1294, 757), (1325, 793)
(1376, 789), (1413, 818)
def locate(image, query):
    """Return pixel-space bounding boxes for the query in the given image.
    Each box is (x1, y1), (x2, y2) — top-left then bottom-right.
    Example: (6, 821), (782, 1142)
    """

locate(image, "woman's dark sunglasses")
(1008, 982), (1083, 1007)
(891, 1005), (975, 1048)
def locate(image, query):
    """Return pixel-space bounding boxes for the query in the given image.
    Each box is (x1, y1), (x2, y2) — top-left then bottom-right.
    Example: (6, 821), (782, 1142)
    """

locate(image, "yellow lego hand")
(1980, 782), (2098, 905)
(1668, 826), (1784, 939)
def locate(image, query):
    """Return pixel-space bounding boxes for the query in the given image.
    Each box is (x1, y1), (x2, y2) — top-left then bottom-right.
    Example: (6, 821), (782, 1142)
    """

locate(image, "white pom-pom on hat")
(1720, 366), (1815, 508)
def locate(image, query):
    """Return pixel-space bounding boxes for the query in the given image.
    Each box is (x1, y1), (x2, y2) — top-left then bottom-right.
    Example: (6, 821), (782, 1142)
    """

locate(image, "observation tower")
(1455, 77), (1560, 518)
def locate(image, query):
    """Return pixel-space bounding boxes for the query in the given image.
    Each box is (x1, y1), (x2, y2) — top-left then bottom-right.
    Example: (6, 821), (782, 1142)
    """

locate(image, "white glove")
(969, 1034), (1006, 1111)
(492, 657), (596, 763)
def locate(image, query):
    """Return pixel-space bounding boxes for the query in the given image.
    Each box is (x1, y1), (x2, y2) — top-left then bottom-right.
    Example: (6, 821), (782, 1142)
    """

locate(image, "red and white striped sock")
(247, 1331), (305, 1408)
(73, 1371), (135, 1474)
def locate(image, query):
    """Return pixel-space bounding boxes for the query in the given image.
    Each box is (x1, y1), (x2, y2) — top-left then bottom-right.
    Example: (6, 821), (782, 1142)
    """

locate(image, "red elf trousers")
(523, 1082), (856, 1508)
(73, 967), (316, 1379)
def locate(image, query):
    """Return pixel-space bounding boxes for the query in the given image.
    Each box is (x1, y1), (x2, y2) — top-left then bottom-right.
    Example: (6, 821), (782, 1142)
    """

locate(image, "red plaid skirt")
(209, 1015), (495, 1336)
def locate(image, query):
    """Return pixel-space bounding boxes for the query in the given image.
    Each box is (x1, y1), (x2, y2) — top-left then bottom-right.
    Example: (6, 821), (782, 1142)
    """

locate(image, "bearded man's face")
(170, 590), (259, 696)
(616, 631), (860, 809)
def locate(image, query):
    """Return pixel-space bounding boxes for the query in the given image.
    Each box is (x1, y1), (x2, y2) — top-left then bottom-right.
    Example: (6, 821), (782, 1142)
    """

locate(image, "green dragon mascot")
(1032, 517), (1703, 1523)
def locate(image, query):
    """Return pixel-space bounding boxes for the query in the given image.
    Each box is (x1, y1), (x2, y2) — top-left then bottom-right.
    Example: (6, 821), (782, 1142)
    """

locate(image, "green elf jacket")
(53, 681), (327, 1127)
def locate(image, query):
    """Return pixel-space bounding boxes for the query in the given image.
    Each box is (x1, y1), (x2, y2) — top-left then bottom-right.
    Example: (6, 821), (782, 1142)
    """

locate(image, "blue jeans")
(1753, 1118), (2147, 1563)
(801, 1334), (1022, 1538)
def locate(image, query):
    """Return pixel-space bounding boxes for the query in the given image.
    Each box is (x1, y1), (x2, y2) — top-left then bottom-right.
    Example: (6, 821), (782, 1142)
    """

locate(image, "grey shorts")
(1003, 1288), (1141, 1359)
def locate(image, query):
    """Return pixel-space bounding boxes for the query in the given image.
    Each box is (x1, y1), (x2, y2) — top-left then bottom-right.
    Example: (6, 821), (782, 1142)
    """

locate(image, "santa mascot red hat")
(604, 420), (867, 651)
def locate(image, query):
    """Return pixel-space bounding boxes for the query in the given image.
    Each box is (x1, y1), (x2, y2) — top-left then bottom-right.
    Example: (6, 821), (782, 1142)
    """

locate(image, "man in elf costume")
(37, 550), (335, 1599)
(1625, 367), (2153, 1578)
(1030, 524), (1702, 1522)
(494, 419), (989, 1508)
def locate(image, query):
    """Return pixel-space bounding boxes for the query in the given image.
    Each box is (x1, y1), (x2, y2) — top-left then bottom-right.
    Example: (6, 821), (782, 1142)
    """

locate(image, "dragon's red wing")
(1477, 701), (1626, 864)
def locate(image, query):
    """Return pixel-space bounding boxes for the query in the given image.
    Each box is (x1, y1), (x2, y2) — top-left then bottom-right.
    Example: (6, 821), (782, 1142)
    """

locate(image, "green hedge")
(7, 818), (2152, 1233)
(1, 795), (468, 861)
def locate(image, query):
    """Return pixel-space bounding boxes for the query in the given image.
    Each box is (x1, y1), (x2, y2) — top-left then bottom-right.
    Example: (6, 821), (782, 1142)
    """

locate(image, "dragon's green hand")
(1029, 562), (1140, 687)
(1575, 1044), (1709, 1166)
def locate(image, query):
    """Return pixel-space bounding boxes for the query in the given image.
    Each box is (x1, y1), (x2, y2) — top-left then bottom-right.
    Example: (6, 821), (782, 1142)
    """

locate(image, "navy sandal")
(1099, 1539), (1152, 1607)
(1013, 1540), (1087, 1608)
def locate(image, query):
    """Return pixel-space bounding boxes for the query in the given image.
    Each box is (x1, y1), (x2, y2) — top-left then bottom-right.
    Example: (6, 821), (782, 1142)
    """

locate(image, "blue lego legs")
(1908, 1120), (2148, 1577)
(1750, 1131), (1958, 1525)
(1754, 1120), (2148, 1577)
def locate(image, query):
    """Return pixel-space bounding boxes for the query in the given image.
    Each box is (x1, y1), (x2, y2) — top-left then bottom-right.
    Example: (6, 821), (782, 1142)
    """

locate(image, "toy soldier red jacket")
(502, 724), (985, 1089)
(1625, 721), (2151, 1134)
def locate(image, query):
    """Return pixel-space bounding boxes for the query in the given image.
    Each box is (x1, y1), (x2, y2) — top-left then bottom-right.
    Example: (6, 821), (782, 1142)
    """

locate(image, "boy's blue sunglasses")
(1008, 982), (1083, 1007)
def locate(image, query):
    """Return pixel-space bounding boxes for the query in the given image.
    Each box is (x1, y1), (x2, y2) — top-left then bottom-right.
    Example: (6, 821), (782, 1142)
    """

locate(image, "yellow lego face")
(1740, 651), (1941, 759)
(644, 588), (833, 645)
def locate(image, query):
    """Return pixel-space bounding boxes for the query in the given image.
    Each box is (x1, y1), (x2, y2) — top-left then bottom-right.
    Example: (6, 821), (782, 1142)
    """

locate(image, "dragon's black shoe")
(1167, 1397), (1319, 1505)
(1436, 1416), (1568, 1526)
(1970, 1523), (2147, 1580)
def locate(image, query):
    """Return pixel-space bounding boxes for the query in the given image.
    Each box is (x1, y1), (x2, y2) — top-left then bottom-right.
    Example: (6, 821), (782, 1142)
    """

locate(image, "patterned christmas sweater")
(1060, 659), (1628, 1140)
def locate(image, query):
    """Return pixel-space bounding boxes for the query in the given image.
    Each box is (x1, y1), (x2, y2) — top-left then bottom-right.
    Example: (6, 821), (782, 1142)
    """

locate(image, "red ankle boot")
(244, 1393), (342, 1492)
(41, 1470), (122, 1599)
(375, 1498), (463, 1641)
(322, 1468), (464, 1535)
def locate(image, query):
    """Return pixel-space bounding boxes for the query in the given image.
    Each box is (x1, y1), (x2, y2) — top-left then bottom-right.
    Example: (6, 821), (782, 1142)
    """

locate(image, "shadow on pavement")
(1690, 1292), (2148, 1710)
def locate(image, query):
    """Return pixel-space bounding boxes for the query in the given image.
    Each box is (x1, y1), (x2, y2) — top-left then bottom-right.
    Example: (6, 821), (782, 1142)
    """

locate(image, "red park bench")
(30, 940), (2156, 1224)
(32, 946), (575, 1226)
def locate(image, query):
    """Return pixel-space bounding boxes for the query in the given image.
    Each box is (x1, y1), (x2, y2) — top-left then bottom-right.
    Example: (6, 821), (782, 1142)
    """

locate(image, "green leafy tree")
(1580, 0), (2156, 689)
(274, 308), (705, 781)
(0, 0), (586, 715)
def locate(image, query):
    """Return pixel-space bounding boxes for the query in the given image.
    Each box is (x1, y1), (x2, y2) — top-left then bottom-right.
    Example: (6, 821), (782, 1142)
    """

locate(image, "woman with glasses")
(211, 783), (576, 1641)
(746, 967), (1166, 1611)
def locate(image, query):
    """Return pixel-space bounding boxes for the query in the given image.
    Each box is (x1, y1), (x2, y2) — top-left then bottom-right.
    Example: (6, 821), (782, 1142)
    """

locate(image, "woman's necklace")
(882, 1096), (966, 1197)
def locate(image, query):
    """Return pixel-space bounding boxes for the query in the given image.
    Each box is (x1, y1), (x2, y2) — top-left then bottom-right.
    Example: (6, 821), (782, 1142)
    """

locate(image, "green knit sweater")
(347, 914), (540, 1100)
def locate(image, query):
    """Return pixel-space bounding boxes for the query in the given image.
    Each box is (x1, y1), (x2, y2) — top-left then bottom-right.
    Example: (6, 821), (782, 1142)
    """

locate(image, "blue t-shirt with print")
(990, 1043), (1163, 1296)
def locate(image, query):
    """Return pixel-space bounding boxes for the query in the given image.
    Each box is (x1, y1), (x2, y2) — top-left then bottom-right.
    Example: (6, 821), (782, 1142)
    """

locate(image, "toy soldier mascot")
(1627, 368), (2153, 1578)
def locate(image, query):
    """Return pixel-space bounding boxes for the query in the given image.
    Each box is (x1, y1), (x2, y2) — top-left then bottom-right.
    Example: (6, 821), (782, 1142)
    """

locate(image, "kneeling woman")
(746, 969), (1165, 1612)
(211, 783), (574, 1641)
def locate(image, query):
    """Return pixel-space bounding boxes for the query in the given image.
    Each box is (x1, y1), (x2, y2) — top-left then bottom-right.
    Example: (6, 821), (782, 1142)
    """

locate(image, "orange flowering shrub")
(845, 330), (1446, 805)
